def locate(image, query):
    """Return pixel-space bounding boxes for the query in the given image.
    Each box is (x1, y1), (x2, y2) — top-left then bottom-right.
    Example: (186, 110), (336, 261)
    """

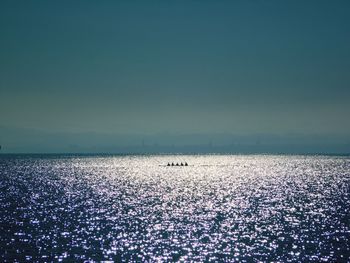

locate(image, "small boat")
(166, 162), (188, 166)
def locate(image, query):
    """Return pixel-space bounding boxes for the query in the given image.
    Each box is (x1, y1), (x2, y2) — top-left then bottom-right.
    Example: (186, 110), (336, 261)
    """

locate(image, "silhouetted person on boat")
(176, 163), (179, 166)
(181, 162), (183, 166)
(167, 163), (170, 166)
(185, 162), (188, 166)
(171, 162), (174, 166)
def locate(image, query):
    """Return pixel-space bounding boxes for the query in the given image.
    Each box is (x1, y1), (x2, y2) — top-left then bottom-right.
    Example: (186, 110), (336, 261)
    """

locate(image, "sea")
(0, 154), (349, 262)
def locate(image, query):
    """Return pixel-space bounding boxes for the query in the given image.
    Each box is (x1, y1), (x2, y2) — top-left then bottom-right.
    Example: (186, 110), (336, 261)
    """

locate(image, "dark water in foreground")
(0, 154), (349, 262)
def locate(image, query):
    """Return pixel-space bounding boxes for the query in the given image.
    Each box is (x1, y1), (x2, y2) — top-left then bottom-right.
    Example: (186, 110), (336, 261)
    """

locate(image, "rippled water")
(0, 154), (349, 262)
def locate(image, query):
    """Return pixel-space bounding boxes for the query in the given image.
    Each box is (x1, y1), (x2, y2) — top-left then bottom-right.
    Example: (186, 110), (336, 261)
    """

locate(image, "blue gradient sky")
(1, 0), (350, 142)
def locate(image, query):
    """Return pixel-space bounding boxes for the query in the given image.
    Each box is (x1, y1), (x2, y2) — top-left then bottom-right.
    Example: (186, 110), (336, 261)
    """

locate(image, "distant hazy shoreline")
(1, 153), (349, 157)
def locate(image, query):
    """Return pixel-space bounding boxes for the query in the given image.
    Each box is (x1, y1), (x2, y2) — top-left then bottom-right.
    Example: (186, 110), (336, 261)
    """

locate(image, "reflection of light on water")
(0, 155), (349, 261)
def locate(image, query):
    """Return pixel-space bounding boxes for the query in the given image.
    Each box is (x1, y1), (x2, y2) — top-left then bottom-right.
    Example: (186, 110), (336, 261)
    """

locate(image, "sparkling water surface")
(0, 154), (349, 262)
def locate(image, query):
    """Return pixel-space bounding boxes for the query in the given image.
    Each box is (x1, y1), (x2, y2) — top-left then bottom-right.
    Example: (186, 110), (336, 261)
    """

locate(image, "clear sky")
(1, 1), (350, 149)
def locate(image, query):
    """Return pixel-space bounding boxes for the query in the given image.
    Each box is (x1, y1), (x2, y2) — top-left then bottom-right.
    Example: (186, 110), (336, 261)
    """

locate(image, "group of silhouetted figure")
(167, 162), (188, 166)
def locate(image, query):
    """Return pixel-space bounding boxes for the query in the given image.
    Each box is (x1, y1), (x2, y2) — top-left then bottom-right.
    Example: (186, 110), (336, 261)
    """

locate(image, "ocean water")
(0, 154), (349, 262)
